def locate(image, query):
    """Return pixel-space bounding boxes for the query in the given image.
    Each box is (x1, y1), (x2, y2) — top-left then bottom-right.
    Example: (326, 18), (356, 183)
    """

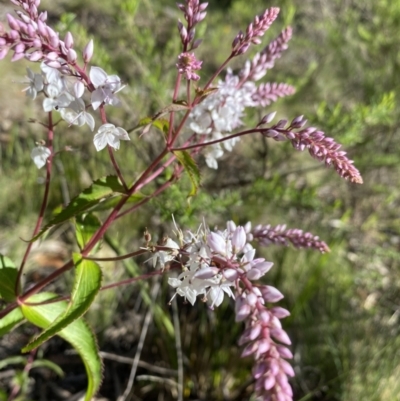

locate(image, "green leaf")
(31, 359), (64, 377)
(21, 292), (102, 401)
(0, 356), (27, 370)
(0, 307), (24, 336)
(75, 213), (102, 251)
(0, 255), (19, 302)
(32, 176), (126, 241)
(173, 150), (201, 197)
(22, 255), (102, 352)
(91, 191), (146, 212)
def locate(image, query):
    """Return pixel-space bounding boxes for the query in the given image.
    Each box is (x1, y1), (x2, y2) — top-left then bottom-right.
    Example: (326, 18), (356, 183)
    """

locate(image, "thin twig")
(99, 352), (177, 376)
(118, 279), (161, 401)
(171, 296), (184, 401)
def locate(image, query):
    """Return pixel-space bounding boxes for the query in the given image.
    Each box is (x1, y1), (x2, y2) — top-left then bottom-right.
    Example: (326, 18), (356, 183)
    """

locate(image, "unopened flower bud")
(194, 266), (219, 279)
(64, 31), (74, 48)
(67, 48), (77, 63)
(7, 14), (19, 31)
(270, 328), (291, 345)
(83, 39), (93, 63)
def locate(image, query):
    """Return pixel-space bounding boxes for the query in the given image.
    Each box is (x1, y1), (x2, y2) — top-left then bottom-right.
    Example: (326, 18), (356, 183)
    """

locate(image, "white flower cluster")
(153, 221), (273, 309)
(188, 69), (256, 169)
(26, 64), (126, 168)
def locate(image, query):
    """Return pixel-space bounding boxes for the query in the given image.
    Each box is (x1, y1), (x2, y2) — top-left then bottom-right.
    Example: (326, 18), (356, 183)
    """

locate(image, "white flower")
(151, 238), (180, 269)
(41, 62), (61, 84)
(188, 69), (257, 169)
(93, 123), (130, 151)
(42, 81), (74, 112)
(60, 98), (95, 131)
(23, 68), (44, 100)
(31, 145), (51, 169)
(90, 66), (124, 110)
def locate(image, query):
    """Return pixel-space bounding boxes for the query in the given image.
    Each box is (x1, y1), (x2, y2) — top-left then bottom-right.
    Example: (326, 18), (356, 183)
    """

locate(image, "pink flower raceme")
(150, 219), (295, 400)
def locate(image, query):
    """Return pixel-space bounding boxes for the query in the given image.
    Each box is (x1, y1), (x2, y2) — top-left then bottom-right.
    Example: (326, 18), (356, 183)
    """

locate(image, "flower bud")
(83, 39), (93, 63)
(64, 31), (74, 48)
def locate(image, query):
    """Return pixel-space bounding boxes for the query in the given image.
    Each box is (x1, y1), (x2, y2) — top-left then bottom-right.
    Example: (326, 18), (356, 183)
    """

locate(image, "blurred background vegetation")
(0, 0), (399, 400)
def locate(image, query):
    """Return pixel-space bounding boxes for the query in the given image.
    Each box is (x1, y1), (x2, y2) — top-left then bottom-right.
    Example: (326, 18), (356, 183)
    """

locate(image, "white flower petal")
(89, 66), (108, 88)
(31, 146), (51, 169)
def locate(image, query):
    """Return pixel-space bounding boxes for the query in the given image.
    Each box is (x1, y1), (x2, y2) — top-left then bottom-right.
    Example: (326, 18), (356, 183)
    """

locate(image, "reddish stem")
(15, 112), (54, 296)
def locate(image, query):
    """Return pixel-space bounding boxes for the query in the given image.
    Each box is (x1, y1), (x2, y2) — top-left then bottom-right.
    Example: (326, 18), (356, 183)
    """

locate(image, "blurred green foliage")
(0, 0), (399, 400)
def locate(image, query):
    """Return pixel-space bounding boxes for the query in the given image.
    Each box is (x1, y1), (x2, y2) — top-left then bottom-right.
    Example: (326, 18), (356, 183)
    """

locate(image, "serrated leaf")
(31, 176), (126, 241)
(21, 292), (101, 401)
(0, 307), (24, 336)
(75, 213), (102, 251)
(22, 255), (102, 352)
(173, 150), (201, 197)
(0, 255), (19, 302)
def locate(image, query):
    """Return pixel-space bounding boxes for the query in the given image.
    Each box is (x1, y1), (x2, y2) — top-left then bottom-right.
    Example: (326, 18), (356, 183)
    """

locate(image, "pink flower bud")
(28, 50), (43, 61)
(253, 261), (273, 275)
(241, 341), (258, 357)
(39, 11), (48, 22)
(280, 359), (295, 377)
(222, 268), (238, 281)
(11, 51), (25, 61)
(258, 310), (270, 323)
(260, 285), (284, 303)
(271, 306), (290, 319)
(207, 232), (226, 256)
(246, 268), (262, 281)
(232, 226), (246, 253)
(64, 31), (74, 48)
(67, 48), (77, 63)
(193, 266), (219, 279)
(46, 51), (58, 60)
(7, 14), (19, 31)
(83, 39), (94, 63)
(245, 292), (258, 307)
(235, 303), (251, 322)
(45, 59), (61, 68)
(270, 328), (291, 345)
(14, 43), (25, 53)
(264, 375), (276, 390)
(257, 338), (271, 354)
(0, 47), (9, 60)
(276, 345), (293, 359)
(37, 20), (47, 37)
(249, 323), (262, 341)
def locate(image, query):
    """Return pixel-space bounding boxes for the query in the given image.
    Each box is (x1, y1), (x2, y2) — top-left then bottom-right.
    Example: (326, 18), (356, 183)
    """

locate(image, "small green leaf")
(21, 292), (102, 401)
(31, 359), (64, 377)
(0, 307), (24, 336)
(22, 255), (102, 352)
(0, 356), (27, 370)
(173, 150), (201, 197)
(75, 213), (102, 251)
(0, 255), (19, 302)
(32, 176), (126, 241)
